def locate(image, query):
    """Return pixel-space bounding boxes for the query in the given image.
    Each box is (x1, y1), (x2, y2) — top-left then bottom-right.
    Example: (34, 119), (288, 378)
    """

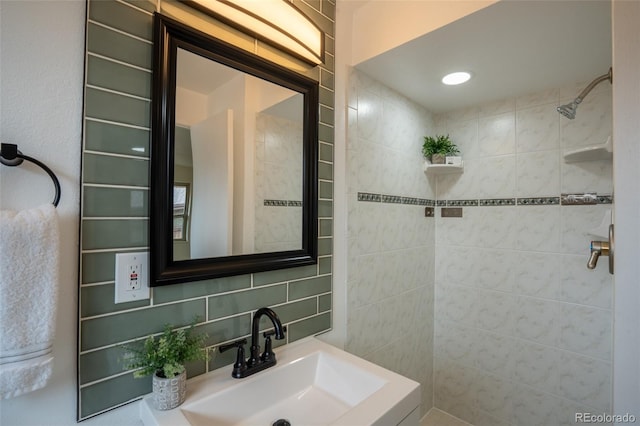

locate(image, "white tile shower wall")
(254, 113), (303, 252)
(345, 69), (436, 415)
(434, 82), (613, 426)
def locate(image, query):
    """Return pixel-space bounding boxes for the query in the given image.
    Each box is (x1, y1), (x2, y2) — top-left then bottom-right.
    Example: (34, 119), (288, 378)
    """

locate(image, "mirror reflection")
(151, 13), (318, 286)
(172, 48), (304, 261)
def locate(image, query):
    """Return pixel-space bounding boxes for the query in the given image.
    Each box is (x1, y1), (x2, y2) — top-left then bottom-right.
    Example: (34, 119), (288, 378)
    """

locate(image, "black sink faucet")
(219, 307), (286, 378)
(248, 307), (285, 367)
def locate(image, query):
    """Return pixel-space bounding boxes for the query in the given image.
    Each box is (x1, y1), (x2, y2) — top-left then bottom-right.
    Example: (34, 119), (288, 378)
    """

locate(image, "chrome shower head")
(557, 100), (580, 120)
(557, 67), (612, 120)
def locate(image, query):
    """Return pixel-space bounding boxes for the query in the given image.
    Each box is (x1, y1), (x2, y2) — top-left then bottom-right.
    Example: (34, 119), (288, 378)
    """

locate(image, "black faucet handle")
(263, 325), (287, 340)
(219, 338), (248, 378)
(219, 338), (247, 353)
(261, 326), (287, 362)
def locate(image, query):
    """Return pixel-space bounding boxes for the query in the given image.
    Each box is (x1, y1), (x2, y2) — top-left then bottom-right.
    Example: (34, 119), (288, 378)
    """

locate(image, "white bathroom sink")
(140, 337), (420, 426)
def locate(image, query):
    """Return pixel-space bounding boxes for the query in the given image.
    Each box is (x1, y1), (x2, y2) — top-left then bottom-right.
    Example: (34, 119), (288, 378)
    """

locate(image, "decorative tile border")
(596, 195), (614, 204)
(381, 194), (403, 204)
(517, 197), (561, 206)
(358, 192), (381, 202)
(447, 199), (479, 207)
(264, 199), (302, 207)
(479, 198), (516, 206)
(357, 192), (612, 207)
(358, 192), (434, 206)
(561, 193), (614, 205)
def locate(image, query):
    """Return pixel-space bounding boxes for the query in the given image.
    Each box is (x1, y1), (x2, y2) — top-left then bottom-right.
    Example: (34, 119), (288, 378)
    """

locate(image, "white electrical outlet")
(115, 252), (150, 303)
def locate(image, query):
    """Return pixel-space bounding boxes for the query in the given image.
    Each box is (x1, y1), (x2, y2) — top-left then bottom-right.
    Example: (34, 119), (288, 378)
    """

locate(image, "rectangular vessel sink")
(140, 337), (421, 426)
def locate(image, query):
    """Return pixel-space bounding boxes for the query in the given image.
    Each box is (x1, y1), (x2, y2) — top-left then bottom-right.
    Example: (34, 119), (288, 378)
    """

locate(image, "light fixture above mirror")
(180, 0), (325, 65)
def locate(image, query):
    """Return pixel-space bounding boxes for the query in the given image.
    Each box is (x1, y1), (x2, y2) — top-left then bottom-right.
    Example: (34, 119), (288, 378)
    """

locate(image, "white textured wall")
(254, 113), (303, 252)
(433, 82), (614, 426)
(0, 2), (141, 424)
(0, 1), (84, 424)
(345, 69), (436, 415)
(612, 0), (640, 417)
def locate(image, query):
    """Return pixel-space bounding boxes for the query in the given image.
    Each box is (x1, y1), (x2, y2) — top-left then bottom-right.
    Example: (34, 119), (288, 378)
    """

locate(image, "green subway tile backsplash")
(319, 256), (332, 274)
(292, 0), (333, 35)
(273, 298), (317, 323)
(200, 314), (251, 347)
(319, 86), (334, 109)
(84, 120), (150, 157)
(80, 0), (334, 418)
(82, 219), (148, 250)
(89, 0), (153, 41)
(318, 122), (334, 144)
(80, 373), (151, 418)
(319, 140), (333, 161)
(288, 312), (331, 342)
(208, 285), (287, 320)
(319, 180), (333, 199)
(324, 30), (335, 53)
(83, 153), (149, 187)
(83, 186), (148, 217)
(121, 0), (157, 13)
(153, 275), (251, 304)
(289, 275), (331, 300)
(209, 344), (238, 371)
(319, 294), (331, 312)
(87, 55), (151, 99)
(319, 200), (333, 217)
(81, 284), (149, 317)
(252, 264), (318, 287)
(320, 69), (335, 91)
(85, 88), (150, 128)
(318, 237), (332, 255)
(81, 299), (205, 351)
(318, 162), (333, 180)
(82, 251), (117, 283)
(87, 23), (152, 69)
(80, 345), (128, 385)
(319, 218), (332, 237)
(320, 105), (335, 127)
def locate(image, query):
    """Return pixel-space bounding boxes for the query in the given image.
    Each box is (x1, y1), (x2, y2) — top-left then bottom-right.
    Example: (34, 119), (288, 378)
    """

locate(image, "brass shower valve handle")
(588, 240), (610, 269)
(587, 224), (615, 274)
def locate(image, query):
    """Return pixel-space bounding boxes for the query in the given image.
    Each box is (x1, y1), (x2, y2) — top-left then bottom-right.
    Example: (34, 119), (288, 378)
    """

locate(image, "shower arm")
(572, 67), (613, 105)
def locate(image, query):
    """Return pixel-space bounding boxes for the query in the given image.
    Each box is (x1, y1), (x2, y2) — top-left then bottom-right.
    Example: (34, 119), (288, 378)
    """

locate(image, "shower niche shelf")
(564, 136), (612, 163)
(424, 161), (464, 175)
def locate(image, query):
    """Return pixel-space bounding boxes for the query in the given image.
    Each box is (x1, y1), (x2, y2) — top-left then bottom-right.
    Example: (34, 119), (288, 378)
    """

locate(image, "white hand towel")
(0, 203), (59, 399)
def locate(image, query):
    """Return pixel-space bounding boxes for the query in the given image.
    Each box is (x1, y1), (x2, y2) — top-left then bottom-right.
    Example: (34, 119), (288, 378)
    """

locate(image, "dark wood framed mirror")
(151, 13), (318, 286)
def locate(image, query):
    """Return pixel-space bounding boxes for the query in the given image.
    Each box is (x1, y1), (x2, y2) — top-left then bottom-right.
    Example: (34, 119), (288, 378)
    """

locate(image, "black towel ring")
(0, 143), (61, 207)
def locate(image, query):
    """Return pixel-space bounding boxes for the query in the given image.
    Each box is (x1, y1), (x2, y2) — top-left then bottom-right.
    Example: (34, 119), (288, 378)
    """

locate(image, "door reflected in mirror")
(172, 48), (304, 261)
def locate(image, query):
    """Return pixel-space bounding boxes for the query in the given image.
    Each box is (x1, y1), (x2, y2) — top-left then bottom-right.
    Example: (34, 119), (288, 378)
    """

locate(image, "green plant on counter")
(422, 134), (460, 159)
(123, 322), (207, 378)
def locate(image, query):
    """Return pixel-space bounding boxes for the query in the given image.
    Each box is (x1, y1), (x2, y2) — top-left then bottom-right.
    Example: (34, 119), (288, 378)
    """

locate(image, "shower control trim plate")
(441, 207), (463, 218)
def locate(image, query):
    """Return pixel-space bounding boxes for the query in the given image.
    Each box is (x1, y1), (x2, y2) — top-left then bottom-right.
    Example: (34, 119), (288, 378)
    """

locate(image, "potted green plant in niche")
(422, 134), (459, 164)
(123, 322), (207, 410)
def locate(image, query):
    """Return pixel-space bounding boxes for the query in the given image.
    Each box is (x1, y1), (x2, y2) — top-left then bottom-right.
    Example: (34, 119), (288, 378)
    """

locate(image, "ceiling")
(354, 0), (612, 114)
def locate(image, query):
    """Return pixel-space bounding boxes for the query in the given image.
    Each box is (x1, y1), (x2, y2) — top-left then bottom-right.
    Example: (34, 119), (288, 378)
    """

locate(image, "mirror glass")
(173, 48), (304, 261)
(151, 13), (318, 286)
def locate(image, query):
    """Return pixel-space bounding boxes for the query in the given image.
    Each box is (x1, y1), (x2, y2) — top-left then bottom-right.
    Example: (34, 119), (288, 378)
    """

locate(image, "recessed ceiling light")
(442, 72), (471, 85)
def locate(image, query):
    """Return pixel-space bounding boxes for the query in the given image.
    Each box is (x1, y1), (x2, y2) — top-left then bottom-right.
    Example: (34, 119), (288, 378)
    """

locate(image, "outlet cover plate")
(115, 252), (150, 303)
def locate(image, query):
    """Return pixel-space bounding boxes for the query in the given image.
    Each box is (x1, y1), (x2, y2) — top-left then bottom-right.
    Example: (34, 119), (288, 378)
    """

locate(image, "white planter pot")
(431, 154), (445, 164)
(152, 370), (186, 410)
